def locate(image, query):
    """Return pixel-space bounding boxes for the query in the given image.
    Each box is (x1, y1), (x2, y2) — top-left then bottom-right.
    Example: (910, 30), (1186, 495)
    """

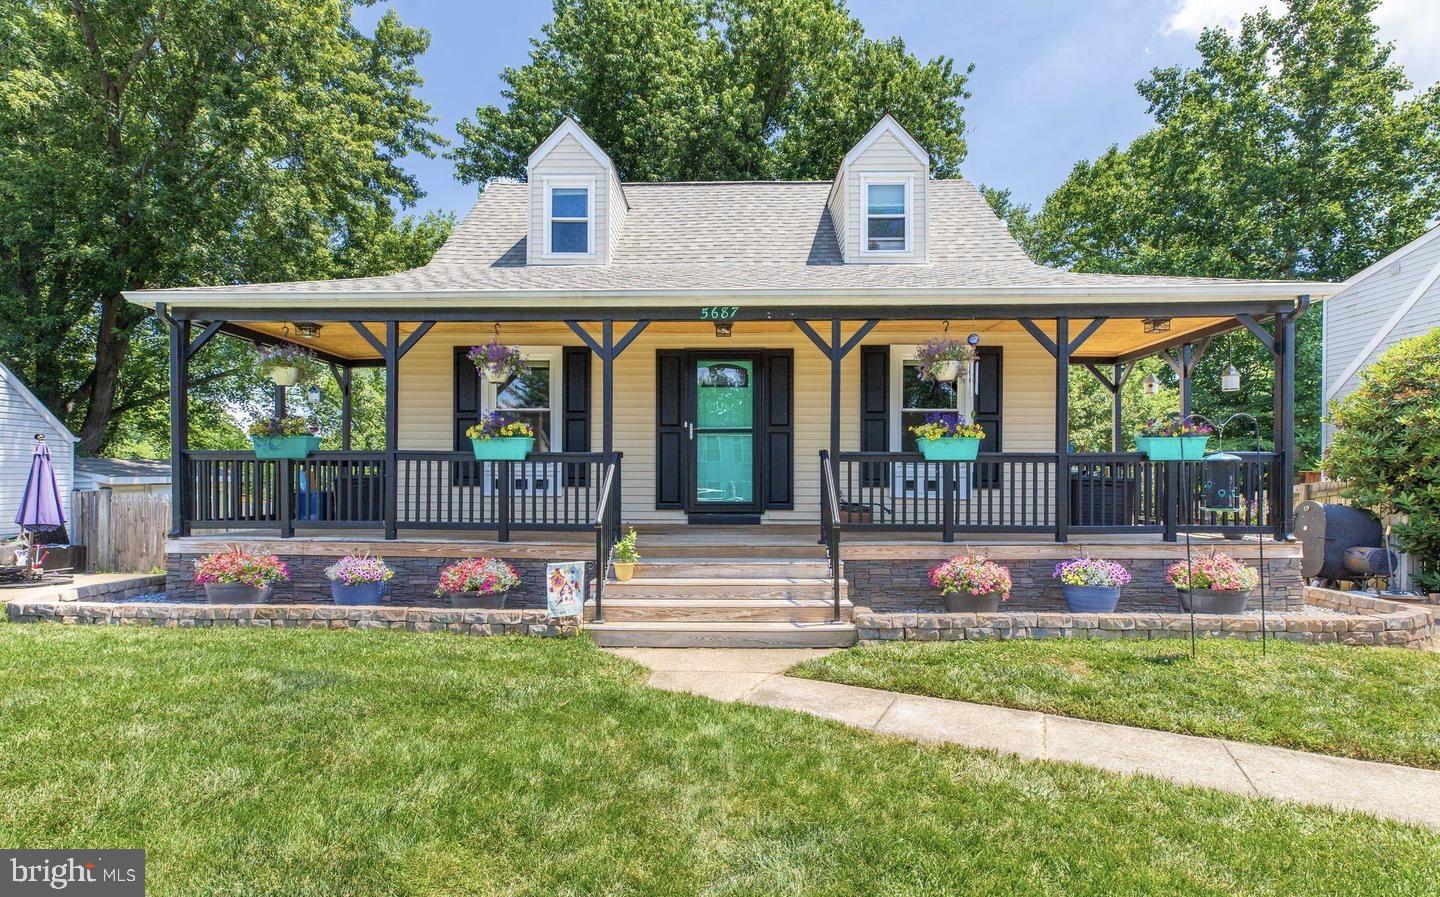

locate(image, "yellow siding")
(398, 322), (1056, 524)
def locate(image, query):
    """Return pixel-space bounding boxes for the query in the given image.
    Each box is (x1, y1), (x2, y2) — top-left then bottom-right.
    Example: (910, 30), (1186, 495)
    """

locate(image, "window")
(866, 182), (908, 252)
(488, 363), (553, 453)
(899, 361), (960, 452)
(548, 185), (591, 255)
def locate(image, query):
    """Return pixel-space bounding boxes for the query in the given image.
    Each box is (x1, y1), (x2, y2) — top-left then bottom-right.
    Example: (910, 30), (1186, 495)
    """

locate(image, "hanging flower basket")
(466, 412), (536, 460)
(467, 341), (529, 384)
(247, 415), (320, 459)
(915, 337), (975, 383)
(1136, 416), (1213, 461)
(256, 345), (322, 387)
(909, 413), (985, 461)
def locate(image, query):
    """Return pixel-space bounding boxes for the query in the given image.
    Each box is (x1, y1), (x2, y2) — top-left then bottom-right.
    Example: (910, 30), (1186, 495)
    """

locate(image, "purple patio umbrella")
(15, 435), (66, 535)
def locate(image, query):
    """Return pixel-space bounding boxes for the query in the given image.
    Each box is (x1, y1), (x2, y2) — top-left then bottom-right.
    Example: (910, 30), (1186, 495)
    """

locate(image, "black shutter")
(453, 348), (480, 450)
(973, 346), (1003, 487)
(563, 347), (591, 485)
(655, 350), (685, 509)
(763, 351), (794, 509)
(859, 346), (889, 486)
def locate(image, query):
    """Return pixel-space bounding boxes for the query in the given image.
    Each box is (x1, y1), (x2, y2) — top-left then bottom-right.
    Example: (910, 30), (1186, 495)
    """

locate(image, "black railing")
(181, 450), (619, 540)
(592, 458), (620, 623)
(819, 451), (844, 622)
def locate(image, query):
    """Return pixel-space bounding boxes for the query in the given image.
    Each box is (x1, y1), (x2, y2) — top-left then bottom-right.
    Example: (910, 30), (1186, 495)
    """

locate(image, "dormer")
(526, 118), (628, 265)
(827, 115), (930, 264)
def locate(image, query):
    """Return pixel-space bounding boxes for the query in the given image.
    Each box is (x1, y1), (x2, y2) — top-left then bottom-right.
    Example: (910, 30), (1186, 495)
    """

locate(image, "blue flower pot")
(1142, 436), (1209, 461)
(1061, 584), (1121, 613)
(917, 437), (981, 461)
(471, 437), (534, 460)
(331, 581), (385, 606)
(252, 435), (321, 459)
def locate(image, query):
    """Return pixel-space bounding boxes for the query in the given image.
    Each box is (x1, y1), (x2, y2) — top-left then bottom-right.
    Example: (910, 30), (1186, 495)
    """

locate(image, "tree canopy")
(450, 0), (973, 184)
(0, 0), (449, 454)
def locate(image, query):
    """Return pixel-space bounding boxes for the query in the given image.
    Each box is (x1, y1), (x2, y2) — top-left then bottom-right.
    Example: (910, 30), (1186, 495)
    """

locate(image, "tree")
(1325, 328), (1440, 589)
(450, 0), (973, 184)
(0, 1), (445, 454)
(1017, 0), (1440, 462)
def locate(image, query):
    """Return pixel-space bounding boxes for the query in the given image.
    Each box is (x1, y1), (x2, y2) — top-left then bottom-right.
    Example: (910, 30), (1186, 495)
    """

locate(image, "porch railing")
(180, 450), (621, 540)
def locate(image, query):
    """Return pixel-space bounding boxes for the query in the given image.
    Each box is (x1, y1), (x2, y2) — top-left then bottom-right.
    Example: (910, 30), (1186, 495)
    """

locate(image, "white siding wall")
(398, 324), (1055, 524)
(841, 131), (929, 263)
(826, 170), (848, 260)
(526, 133), (613, 265)
(1322, 233), (1440, 446)
(0, 375), (75, 538)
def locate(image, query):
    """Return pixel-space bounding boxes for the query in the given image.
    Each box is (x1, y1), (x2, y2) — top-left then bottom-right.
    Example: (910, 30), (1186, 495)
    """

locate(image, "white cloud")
(1164, 0), (1439, 89)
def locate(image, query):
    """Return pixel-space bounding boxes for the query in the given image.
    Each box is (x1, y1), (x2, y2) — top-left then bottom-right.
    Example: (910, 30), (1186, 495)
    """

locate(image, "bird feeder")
(1201, 451), (1243, 513)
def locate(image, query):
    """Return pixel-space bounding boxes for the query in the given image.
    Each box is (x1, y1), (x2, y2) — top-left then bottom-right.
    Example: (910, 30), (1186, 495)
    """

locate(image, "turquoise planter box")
(1135, 436), (1152, 454)
(917, 436), (981, 461)
(1142, 436), (1209, 461)
(251, 435), (320, 459)
(471, 436), (535, 460)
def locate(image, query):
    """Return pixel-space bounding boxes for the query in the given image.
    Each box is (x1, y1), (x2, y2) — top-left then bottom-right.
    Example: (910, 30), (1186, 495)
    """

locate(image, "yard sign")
(546, 562), (585, 618)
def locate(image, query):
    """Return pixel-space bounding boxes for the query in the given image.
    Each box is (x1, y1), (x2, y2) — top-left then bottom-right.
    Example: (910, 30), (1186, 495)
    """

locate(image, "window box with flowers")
(466, 412), (536, 460)
(1136, 416), (1213, 461)
(248, 415), (321, 459)
(1167, 551), (1259, 614)
(930, 554), (1012, 613)
(914, 337), (976, 384)
(909, 412), (985, 461)
(193, 547), (290, 604)
(468, 341), (530, 385)
(436, 557), (521, 609)
(325, 554), (395, 606)
(1052, 557), (1131, 613)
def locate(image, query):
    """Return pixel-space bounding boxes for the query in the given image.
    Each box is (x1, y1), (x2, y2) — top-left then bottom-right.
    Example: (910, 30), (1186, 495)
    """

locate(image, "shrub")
(1166, 552), (1260, 592)
(193, 548), (290, 586)
(1325, 327), (1440, 590)
(930, 555), (1011, 598)
(436, 558), (520, 595)
(1053, 557), (1132, 588)
(324, 554), (395, 585)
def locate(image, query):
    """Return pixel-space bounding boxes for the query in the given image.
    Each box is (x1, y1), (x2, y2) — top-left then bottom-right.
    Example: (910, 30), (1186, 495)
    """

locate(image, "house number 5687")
(700, 306), (740, 320)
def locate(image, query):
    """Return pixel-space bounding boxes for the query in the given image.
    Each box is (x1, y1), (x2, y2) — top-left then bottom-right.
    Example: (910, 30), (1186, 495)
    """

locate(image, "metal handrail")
(818, 450), (843, 622)
(590, 453), (620, 623)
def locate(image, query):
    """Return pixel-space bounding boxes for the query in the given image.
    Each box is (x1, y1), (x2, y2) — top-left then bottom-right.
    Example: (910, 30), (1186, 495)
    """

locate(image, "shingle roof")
(130, 179), (1331, 300)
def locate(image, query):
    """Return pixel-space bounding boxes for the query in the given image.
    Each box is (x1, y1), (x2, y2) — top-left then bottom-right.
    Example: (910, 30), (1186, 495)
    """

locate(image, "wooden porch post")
(602, 320), (614, 455)
(829, 318), (841, 460)
(161, 303), (190, 538)
(1111, 363), (1125, 451)
(1274, 300), (1304, 538)
(1055, 317), (1070, 543)
(273, 383), (287, 419)
(384, 321), (399, 540)
(338, 366), (353, 451)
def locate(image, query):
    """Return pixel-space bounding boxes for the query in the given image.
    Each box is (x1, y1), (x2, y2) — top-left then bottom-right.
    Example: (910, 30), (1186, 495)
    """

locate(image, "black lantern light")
(1200, 451), (1243, 513)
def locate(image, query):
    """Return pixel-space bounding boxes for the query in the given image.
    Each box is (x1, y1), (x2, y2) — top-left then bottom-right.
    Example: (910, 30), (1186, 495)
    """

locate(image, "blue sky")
(354, 0), (1439, 220)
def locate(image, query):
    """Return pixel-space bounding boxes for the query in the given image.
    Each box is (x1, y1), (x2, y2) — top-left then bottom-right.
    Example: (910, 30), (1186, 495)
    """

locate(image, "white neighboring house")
(1322, 223), (1440, 448)
(0, 361), (77, 537)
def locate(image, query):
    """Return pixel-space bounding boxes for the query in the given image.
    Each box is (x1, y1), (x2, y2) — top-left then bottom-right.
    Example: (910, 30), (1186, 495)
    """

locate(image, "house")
(126, 116), (1341, 645)
(0, 360), (76, 539)
(1321, 223), (1440, 448)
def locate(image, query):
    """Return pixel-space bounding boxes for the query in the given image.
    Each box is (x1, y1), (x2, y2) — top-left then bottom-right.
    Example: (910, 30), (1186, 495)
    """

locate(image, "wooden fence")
(71, 488), (170, 573)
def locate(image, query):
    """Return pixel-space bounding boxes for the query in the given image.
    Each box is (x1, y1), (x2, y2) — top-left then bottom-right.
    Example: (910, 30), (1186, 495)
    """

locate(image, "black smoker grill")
(1295, 501), (1398, 587)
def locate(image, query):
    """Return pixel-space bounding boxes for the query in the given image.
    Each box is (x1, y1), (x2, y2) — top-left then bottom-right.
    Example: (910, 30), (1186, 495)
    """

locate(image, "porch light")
(1201, 451), (1244, 513)
(294, 322), (322, 339)
(1142, 317), (1171, 334)
(1142, 372), (1162, 396)
(714, 320), (732, 338)
(1221, 363), (1242, 392)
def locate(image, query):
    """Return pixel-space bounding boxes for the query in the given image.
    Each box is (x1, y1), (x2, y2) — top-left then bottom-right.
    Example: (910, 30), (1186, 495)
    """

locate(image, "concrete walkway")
(611, 647), (1440, 831)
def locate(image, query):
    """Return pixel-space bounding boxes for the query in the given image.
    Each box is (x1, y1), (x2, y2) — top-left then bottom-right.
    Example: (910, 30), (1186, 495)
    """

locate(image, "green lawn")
(790, 639), (1440, 769)
(2, 628), (1439, 896)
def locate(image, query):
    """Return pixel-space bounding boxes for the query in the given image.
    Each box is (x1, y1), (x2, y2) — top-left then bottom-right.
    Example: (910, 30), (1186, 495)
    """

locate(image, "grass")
(1, 628), (1438, 896)
(790, 639), (1440, 768)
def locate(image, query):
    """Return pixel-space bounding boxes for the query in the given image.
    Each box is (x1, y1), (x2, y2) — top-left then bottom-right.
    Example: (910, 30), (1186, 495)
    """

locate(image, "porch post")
(1111, 363), (1124, 451)
(1274, 301), (1303, 538)
(384, 321), (399, 540)
(829, 318), (842, 460)
(161, 303), (190, 538)
(1055, 317), (1070, 543)
(338, 366), (353, 451)
(602, 320), (614, 455)
(273, 383), (287, 419)
(1179, 343), (1193, 417)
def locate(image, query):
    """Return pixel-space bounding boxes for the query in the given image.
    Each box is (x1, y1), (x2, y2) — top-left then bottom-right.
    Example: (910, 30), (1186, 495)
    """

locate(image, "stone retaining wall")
(165, 554), (592, 609)
(4, 598), (581, 637)
(853, 586), (1434, 649)
(848, 556), (1303, 613)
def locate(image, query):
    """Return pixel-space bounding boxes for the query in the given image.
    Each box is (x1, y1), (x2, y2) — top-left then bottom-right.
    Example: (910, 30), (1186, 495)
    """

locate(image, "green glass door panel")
(695, 360), (754, 504)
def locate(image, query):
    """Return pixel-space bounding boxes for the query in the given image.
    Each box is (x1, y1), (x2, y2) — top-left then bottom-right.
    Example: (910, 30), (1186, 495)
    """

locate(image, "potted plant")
(930, 554), (1012, 613)
(256, 345), (321, 387)
(324, 553), (394, 606)
(467, 341), (530, 384)
(1167, 551), (1259, 614)
(909, 412), (985, 461)
(248, 414), (321, 459)
(1136, 415), (1213, 461)
(193, 547), (289, 604)
(1052, 557), (1132, 613)
(436, 557), (520, 609)
(466, 411), (536, 460)
(915, 337), (975, 383)
(612, 526), (640, 581)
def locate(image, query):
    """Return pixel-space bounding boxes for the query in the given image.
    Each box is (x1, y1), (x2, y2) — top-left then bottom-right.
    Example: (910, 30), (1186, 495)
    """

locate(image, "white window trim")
(859, 175), (915, 259)
(541, 176), (596, 259)
(481, 346), (563, 494)
(888, 345), (976, 499)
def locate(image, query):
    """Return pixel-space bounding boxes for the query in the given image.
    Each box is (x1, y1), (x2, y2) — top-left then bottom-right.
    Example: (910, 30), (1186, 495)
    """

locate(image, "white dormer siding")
(526, 119), (627, 266)
(827, 115), (930, 264)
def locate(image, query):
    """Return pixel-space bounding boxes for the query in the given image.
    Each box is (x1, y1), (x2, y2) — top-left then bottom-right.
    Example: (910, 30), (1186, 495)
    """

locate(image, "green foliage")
(0, 0), (446, 454)
(450, 0), (972, 184)
(1009, 0), (1440, 463)
(1325, 327), (1440, 589)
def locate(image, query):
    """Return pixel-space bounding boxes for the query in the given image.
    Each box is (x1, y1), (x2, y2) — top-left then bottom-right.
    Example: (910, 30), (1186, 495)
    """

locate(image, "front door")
(688, 355), (762, 516)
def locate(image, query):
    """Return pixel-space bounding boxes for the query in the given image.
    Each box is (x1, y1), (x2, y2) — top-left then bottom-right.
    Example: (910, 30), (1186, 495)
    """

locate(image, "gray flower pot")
(943, 591), (1004, 613)
(331, 581), (385, 606)
(204, 583), (271, 605)
(445, 590), (509, 609)
(1178, 588), (1251, 614)
(1061, 584), (1120, 613)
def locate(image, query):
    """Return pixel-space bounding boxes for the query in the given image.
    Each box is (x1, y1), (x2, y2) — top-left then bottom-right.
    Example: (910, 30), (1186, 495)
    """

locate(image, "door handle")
(684, 421), (695, 440)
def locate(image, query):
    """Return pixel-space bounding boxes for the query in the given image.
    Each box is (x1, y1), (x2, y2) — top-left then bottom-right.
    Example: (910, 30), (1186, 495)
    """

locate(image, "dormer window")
(544, 179), (594, 256)
(864, 179), (910, 253)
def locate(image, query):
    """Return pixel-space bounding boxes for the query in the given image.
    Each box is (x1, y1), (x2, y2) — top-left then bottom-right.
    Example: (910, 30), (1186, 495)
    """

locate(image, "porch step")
(636, 542), (828, 560)
(586, 597), (852, 623)
(631, 558), (835, 579)
(599, 576), (847, 601)
(586, 620), (858, 648)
